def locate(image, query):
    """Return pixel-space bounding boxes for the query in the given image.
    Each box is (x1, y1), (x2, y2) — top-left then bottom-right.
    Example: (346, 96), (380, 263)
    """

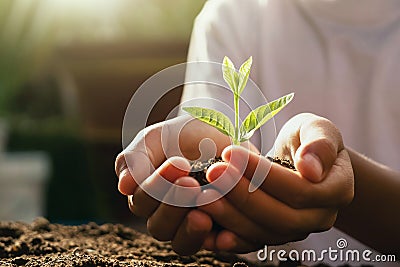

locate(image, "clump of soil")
(189, 156), (295, 185)
(0, 217), (265, 267)
(189, 157), (224, 185)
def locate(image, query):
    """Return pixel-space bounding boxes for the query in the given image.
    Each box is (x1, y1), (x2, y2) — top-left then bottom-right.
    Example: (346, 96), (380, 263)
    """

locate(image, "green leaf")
(240, 93), (294, 141)
(222, 56), (239, 94)
(182, 107), (235, 138)
(237, 56), (252, 95)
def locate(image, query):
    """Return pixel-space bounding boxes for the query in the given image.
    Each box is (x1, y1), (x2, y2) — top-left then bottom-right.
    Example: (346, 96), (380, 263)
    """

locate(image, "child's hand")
(196, 113), (354, 253)
(115, 115), (257, 255)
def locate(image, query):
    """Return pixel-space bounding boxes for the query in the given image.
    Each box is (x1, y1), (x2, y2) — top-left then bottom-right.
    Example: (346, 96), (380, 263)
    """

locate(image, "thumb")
(293, 115), (344, 183)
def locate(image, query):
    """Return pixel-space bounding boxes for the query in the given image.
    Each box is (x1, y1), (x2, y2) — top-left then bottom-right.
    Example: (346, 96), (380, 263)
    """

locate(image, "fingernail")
(302, 153), (323, 181)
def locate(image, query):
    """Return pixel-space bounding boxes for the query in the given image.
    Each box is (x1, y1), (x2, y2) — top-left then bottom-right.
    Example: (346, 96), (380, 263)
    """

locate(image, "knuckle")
(318, 137), (337, 155)
(310, 117), (344, 151)
(305, 136), (337, 158)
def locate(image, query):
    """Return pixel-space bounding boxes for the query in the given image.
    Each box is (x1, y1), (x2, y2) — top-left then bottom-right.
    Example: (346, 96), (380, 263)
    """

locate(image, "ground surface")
(0, 218), (270, 267)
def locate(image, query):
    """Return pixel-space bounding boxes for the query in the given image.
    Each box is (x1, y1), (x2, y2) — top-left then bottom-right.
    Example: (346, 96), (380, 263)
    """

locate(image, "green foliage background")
(0, 0), (206, 223)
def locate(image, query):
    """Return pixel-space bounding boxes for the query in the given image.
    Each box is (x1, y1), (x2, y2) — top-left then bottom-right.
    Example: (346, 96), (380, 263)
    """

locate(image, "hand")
(116, 115), (233, 195)
(196, 113), (354, 253)
(115, 115), (257, 255)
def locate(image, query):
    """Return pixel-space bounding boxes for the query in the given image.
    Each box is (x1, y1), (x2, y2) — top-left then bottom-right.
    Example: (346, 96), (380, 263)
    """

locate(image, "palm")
(171, 117), (232, 161)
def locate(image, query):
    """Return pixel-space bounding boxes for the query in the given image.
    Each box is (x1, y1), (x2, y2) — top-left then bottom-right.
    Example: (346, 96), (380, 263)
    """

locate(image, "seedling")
(183, 56), (294, 145)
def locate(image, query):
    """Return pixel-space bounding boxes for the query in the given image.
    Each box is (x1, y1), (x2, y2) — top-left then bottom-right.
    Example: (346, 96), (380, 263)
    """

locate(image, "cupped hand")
(115, 115), (257, 255)
(116, 115), (234, 195)
(197, 113), (354, 253)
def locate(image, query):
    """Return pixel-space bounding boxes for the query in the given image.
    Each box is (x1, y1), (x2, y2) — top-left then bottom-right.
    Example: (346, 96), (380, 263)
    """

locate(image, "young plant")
(183, 56), (294, 145)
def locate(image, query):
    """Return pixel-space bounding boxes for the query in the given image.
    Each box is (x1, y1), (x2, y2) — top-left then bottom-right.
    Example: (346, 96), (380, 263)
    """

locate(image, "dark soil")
(189, 156), (295, 186)
(266, 156), (296, 171)
(0, 217), (270, 267)
(189, 157), (224, 185)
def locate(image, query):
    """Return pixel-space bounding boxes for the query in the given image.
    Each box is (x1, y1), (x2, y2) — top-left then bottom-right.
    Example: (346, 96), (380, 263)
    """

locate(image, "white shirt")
(181, 0), (400, 265)
(182, 0), (400, 169)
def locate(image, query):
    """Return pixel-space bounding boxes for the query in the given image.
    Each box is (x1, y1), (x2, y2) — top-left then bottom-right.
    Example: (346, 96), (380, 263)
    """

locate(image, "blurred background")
(0, 0), (206, 225)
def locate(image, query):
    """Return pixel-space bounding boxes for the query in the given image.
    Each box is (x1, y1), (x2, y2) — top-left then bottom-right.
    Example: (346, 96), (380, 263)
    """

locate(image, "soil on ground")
(0, 217), (271, 267)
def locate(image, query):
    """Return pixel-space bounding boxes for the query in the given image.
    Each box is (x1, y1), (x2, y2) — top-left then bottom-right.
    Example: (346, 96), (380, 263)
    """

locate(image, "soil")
(0, 163), (308, 267)
(0, 217), (273, 267)
(188, 156), (297, 235)
(189, 156), (295, 186)
(266, 157), (296, 171)
(189, 157), (224, 186)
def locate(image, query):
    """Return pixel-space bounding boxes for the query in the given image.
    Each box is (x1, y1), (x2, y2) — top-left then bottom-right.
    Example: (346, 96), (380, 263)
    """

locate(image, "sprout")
(183, 56), (294, 145)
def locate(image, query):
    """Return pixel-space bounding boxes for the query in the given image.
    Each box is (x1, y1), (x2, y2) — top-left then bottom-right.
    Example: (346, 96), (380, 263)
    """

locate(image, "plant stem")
(233, 92), (240, 145)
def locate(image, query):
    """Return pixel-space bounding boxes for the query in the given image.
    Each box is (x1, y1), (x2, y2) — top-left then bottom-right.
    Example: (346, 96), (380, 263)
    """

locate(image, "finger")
(116, 115), (232, 195)
(214, 230), (308, 254)
(115, 121), (167, 195)
(274, 113), (343, 182)
(171, 209), (213, 256)
(117, 151), (155, 195)
(202, 231), (218, 251)
(197, 189), (286, 244)
(215, 230), (263, 253)
(223, 145), (351, 208)
(312, 149), (354, 207)
(118, 168), (138, 196)
(207, 162), (338, 234)
(147, 177), (201, 241)
(296, 115), (343, 182)
(129, 157), (190, 218)
(240, 140), (260, 154)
